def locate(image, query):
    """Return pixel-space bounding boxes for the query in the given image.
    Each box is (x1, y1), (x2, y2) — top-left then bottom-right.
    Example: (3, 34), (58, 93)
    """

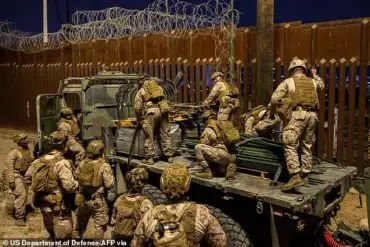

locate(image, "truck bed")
(109, 154), (356, 218)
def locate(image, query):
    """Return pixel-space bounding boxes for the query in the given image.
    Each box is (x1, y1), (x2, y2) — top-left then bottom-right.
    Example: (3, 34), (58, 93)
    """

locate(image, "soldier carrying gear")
(270, 58), (324, 192)
(57, 106), (85, 165)
(25, 131), (78, 240)
(134, 74), (173, 165)
(242, 104), (281, 139)
(192, 111), (238, 180)
(131, 164), (227, 247)
(4, 133), (34, 226)
(72, 140), (115, 239)
(204, 72), (240, 122)
(111, 168), (153, 242)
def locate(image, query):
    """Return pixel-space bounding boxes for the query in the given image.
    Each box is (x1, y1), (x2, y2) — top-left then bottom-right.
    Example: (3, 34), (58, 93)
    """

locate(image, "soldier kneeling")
(111, 168), (153, 244)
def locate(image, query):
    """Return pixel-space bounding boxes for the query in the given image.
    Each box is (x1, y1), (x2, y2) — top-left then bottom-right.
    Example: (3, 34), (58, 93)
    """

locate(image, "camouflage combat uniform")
(204, 79), (232, 121)
(25, 151), (78, 239)
(74, 158), (114, 239)
(131, 202), (227, 247)
(131, 164), (227, 247)
(57, 114), (85, 164)
(133, 80), (172, 161)
(243, 108), (280, 138)
(5, 140), (34, 222)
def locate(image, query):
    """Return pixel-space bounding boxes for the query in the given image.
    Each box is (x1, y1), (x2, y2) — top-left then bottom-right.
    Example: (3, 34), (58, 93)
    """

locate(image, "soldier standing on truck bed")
(133, 73), (173, 165)
(4, 133), (34, 226)
(242, 105), (280, 139)
(131, 164), (227, 247)
(57, 107), (85, 165)
(111, 168), (153, 243)
(72, 140), (116, 239)
(191, 110), (238, 180)
(203, 72), (240, 122)
(270, 58), (324, 192)
(25, 131), (79, 240)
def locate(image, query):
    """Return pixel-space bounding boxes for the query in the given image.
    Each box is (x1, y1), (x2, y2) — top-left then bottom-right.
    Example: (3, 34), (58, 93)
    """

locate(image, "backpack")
(218, 81), (240, 109)
(31, 153), (63, 193)
(216, 120), (241, 147)
(115, 195), (147, 237)
(153, 202), (197, 247)
(76, 158), (105, 188)
(143, 80), (164, 102)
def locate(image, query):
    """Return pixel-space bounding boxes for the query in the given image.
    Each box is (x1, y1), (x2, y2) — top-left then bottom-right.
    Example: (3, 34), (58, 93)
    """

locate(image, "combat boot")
(226, 163), (237, 180)
(301, 172), (309, 186)
(15, 218), (26, 226)
(195, 168), (213, 179)
(281, 174), (304, 192)
(143, 157), (154, 165)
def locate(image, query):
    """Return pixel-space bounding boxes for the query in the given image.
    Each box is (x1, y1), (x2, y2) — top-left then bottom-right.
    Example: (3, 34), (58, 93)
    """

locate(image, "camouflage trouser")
(246, 116), (280, 138)
(282, 111), (317, 174)
(13, 175), (28, 219)
(142, 108), (172, 157)
(67, 138), (85, 163)
(74, 197), (109, 239)
(40, 207), (73, 239)
(195, 144), (234, 168)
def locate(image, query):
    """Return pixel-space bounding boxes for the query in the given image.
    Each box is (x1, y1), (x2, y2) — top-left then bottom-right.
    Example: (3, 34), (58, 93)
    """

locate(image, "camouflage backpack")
(31, 153), (63, 193)
(208, 120), (240, 147)
(243, 105), (267, 125)
(153, 202), (197, 247)
(114, 195), (148, 237)
(218, 81), (240, 109)
(76, 158), (105, 188)
(143, 80), (164, 102)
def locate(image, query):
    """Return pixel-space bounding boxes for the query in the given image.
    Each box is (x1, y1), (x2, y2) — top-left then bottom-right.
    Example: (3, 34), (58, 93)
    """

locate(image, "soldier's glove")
(9, 182), (15, 191)
(107, 191), (116, 202)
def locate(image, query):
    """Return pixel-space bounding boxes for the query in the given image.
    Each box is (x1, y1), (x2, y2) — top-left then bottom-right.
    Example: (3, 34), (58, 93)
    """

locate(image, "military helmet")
(47, 131), (65, 145)
(126, 168), (149, 191)
(13, 133), (27, 143)
(60, 107), (73, 115)
(211, 72), (223, 80)
(160, 164), (191, 199)
(139, 73), (150, 81)
(288, 59), (307, 72)
(87, 140), (104, 155)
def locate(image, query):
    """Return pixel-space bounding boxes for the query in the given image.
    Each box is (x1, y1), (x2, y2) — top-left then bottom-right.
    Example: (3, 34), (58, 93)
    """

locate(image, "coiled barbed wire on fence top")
(0, 0), (239, 61)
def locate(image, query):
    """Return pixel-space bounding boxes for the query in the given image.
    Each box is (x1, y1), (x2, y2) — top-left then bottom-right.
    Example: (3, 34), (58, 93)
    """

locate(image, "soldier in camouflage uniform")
(203, 72), (239, 121)
(192, 111), (237, 180)
(73, 140), (115, 239)
(270, 58), (324, 192)
(57, 107), (85, 165)
(243, 105), (280, 139)
(5, 133), (34, 226)
(131, 164), (227, 247)
(133, 74), (173, 165)
(25, 131), (78, 240)
(111, 168), (153, 242)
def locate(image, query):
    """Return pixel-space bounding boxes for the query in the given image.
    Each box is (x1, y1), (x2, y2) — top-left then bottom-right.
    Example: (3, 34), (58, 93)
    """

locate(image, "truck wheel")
(206, 205), (253, 247)
(142, 184), (168, 205)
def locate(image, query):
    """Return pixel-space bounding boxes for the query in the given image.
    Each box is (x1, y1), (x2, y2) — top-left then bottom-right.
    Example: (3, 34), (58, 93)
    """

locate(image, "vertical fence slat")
(236, 60), (242, 107)
(149, 59), (153, 76)
(243, 62), (250, 111)
(183, 59), (189, 103)
(275, 58), (282, 89)
(327, 59), (336, 161)
(208, 58), (215, 93)
(347, 58), (357, 167)
(160, 58), (165, 79)
(251, 59), (257, 108)
(189, 59), (194, 103)
(124, 62), (129, 74)
(337, 58), (346, 165)
(177, 57), (182, 102)
(155, 59), (159, 77)
(317, 59), (326, 158)
(284, 24), (291, 78)
(195, 59), (201, 103)
(165, 58), (170, 82)
(202, 59), (207, 101)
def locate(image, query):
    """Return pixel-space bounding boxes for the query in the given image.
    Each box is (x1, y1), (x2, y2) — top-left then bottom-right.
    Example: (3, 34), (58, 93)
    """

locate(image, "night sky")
(0, 0), (369, 34)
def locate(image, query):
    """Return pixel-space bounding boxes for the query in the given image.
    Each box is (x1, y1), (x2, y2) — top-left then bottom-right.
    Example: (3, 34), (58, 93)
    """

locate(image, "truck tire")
(206, 205), (252, 247)
(142, 184), (168, 205)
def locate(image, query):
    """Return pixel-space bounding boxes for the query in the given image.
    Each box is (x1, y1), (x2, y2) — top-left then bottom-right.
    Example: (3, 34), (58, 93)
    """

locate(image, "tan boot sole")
(195, 173), (213, 179)
(281, 181), (305, 192)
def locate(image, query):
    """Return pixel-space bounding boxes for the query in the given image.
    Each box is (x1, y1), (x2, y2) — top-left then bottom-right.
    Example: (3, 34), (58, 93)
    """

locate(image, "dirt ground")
(0, 127), (367, 240)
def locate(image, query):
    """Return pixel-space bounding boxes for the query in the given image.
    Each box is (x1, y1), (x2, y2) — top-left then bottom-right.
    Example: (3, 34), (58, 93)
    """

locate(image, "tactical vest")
(152, 202), (197, 247)
(243, 105), (267, 125)
(114, 195), (147, 237)
(31, 153), (63, 193)
(12, 147), (33, 173)
(291, 75), (319, 110)
(58, 118), (80, 136)
(218, 81), (240, 109)
(142, 80), (164, 103)
(208, 120), (240, 147)
(76, 158), (105, 190)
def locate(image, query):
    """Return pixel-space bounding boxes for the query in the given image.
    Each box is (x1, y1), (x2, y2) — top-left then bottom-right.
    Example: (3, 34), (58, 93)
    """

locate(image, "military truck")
(35, 72), (356, 247)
